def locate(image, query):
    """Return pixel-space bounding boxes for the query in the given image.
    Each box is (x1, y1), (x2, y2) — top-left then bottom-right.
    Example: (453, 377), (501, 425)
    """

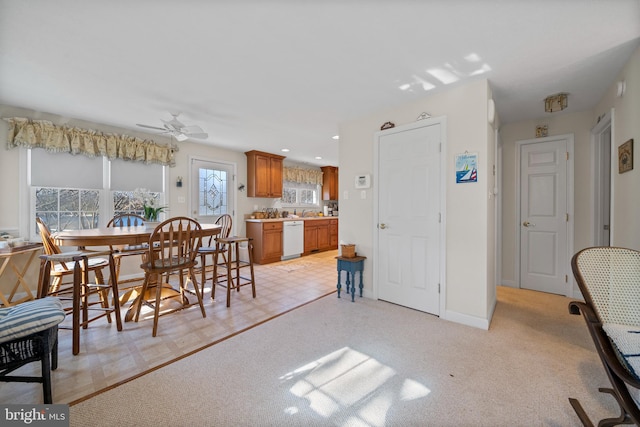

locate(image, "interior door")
(519, 137), (570, 295)
(190, 159), (235, 230)
(376, 121), (441, 315)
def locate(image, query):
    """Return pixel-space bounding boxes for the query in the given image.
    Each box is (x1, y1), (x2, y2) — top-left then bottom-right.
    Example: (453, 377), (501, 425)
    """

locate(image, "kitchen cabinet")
(329, 218), (338, 248)
(246, 221), (283, 264)
(321, 166), (339, 200)
(304, 219), (332, 254)
(245, 150), (286, 198)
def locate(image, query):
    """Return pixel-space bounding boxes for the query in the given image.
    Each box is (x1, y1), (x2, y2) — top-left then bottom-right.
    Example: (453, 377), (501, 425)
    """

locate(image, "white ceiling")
(1, 1), (639, 167)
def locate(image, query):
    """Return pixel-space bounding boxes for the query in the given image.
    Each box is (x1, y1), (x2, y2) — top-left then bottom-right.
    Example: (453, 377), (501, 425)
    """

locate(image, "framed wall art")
(455, 152), (478, 183)
(618, 139), (633, 174)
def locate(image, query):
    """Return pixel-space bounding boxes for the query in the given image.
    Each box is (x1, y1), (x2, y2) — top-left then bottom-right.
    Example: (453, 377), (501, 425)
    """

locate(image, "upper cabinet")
(321, 166), (339, 200)
(245, 150), (286, 198)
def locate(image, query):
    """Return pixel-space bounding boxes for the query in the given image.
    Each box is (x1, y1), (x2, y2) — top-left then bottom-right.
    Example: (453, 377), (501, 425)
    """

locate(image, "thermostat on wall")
(355, 174), (370, 189)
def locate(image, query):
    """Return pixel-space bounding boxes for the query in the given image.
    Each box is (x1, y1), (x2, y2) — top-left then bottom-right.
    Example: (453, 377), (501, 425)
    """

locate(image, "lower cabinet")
(247, 218), (338, 263)
(246, 221), (283, 264)
(304, 219), (336, 255)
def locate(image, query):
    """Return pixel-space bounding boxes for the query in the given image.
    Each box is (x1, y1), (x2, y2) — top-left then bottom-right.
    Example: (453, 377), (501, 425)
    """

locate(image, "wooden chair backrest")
(107, 213), (146, 228)
(204, 214), (232, 246)
(35, 217), (62, 256)
(146, 217), (202, 271)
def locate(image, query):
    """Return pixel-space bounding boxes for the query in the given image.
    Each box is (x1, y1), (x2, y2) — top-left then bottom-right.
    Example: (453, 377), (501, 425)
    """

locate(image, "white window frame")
(26, 150), (166, 241)
(281, 182), (321, 210)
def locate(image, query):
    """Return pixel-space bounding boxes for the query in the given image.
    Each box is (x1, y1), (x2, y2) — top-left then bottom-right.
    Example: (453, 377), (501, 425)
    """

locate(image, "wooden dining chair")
(134, 217), (206, 337)
(106, 213), (147, 304)
(197, 214), (232, 297)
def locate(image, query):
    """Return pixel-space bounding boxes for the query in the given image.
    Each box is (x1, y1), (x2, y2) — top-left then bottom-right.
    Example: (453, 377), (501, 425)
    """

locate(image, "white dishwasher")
(282, 221), (304, 260)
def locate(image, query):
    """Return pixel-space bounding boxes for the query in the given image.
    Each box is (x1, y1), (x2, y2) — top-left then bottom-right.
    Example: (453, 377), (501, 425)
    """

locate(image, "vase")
(145, 221), (161, 230)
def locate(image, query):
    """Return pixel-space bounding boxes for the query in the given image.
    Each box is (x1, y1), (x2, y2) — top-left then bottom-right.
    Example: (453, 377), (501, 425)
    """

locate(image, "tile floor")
(0, 250), (339, 405)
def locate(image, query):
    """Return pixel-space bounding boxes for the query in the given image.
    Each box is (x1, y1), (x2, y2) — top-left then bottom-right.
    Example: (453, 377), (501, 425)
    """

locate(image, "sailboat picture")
(455, 152), (478, 183)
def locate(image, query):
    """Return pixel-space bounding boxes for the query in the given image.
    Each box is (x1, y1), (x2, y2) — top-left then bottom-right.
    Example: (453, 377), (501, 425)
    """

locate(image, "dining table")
(52, 223), (221, 321)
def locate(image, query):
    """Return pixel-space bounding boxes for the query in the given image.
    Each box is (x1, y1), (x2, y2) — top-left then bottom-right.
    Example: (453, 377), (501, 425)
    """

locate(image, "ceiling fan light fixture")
(544, 93), (568, 113)
(174, 133), (189, 142)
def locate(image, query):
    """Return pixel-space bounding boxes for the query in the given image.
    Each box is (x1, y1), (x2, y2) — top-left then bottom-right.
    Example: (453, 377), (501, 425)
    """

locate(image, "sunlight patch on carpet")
(280, 346), (431, 424)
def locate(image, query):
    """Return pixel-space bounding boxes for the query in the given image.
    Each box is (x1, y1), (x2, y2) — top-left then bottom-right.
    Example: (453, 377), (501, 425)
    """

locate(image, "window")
(34, 187), (101, 232)
(281, 183), (320, 208)
(30, 150), (164, 238)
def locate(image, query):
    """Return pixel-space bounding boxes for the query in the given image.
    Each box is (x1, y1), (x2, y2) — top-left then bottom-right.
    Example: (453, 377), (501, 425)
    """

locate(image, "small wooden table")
(336, 255), (366, 302)
(0, 243), (43, 306)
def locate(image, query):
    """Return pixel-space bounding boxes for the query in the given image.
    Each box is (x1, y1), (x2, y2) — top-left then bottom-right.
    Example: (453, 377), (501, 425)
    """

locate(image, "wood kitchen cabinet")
(246, 221), (283, 264)
(245, 150), (286, 198)
(329, 218), (338, 248)
(304, 219), (332, 254)
(321, 166), (339, 200)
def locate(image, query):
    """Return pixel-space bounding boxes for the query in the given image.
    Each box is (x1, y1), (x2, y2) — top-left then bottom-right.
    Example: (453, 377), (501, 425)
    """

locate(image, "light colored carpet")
(70, 286), (618, 426)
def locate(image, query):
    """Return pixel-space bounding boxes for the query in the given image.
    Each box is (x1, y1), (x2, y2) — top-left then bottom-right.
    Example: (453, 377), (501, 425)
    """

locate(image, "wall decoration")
(380, 121), (395, 130)
(354, 174), (371, 189)
(455, 152), (478, 183)
(535, 125), (548, 138)
(618, 139), (634, 173)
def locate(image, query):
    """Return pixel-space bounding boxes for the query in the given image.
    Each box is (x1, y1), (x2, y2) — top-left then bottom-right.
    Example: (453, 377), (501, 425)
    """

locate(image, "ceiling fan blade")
(136, 124), (168, 132)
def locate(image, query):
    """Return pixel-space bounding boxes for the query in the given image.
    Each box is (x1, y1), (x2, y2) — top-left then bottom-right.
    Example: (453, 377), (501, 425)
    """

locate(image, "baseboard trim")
(445, 309), (490, 330)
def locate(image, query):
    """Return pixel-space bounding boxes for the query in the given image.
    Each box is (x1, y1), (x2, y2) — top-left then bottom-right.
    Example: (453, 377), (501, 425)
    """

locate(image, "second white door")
(519, 136), (572, 295)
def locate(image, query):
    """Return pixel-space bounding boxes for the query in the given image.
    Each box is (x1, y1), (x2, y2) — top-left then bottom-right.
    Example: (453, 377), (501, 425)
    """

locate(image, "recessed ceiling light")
(281, 148), (290, 152)
(315, 156), (322, 160)
(332, 135), (339, 140)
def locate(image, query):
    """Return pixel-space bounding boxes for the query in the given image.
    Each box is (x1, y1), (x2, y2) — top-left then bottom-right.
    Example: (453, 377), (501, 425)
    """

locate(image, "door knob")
(378, 223), (387, 229)
(522, 221), (535, 227)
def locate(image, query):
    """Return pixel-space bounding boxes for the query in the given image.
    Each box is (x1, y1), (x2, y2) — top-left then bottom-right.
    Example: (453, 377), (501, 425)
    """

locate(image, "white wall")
(339, 79), (496, 328)
(594, 45), (640, 249)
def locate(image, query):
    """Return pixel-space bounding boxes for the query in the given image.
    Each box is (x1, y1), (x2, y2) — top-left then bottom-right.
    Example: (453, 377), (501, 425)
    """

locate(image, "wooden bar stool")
(213, 237), (256, 307)
(38, 251), (122, 355)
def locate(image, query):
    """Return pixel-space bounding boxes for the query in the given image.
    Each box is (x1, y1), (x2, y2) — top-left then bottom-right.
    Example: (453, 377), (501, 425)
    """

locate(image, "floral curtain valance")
(283, 166), (323, 185)
(4, 117), (177, 166)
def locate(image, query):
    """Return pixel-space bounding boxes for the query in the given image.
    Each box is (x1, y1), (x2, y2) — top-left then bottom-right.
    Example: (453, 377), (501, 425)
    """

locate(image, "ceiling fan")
(136, 113), (208, 142)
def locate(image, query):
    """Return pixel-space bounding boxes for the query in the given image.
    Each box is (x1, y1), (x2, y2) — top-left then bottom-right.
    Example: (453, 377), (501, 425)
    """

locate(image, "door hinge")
(438, 283), (441, 293)
(439, 143), (442, 153)
(566, 152), (569, 160)
(566, 213), (569, 222)
(565, 275), (568, 283)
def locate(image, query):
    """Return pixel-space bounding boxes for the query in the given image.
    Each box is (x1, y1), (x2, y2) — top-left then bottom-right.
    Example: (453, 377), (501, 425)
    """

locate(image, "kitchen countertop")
(246, 216), (338, 223)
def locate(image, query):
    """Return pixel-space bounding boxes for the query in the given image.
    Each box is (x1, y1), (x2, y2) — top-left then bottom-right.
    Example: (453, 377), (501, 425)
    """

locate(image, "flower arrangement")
(133, 188), (166, 221)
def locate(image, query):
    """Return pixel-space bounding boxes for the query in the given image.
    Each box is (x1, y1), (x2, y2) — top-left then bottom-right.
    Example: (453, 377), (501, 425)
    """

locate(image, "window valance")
(283, 166), (323, 185)
(4, 117), (177, 166)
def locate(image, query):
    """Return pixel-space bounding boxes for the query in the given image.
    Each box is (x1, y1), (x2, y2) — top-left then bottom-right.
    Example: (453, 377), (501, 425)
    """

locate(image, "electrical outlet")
(360, 190), (366, 199)
(343, 191), (349, 200)
(177, 196), (186, 203)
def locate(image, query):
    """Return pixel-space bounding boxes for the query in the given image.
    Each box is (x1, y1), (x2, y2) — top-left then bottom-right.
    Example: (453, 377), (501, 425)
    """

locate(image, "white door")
(376, 121), (442, 315)
(519, 136), (572, 295)
(190, 158), (235, 229)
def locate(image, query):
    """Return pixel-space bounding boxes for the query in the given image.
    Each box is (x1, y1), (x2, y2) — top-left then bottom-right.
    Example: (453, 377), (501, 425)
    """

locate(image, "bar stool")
(213, 237), (256, 307)
(38, 251), (122, 355)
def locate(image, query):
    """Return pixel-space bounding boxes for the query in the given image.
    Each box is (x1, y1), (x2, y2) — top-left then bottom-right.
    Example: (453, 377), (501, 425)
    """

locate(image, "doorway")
(374, 118), (445, 315)
(516, 134), (574, 296)
(591, 112), (613, 246)
(190, 158), (236, 231)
